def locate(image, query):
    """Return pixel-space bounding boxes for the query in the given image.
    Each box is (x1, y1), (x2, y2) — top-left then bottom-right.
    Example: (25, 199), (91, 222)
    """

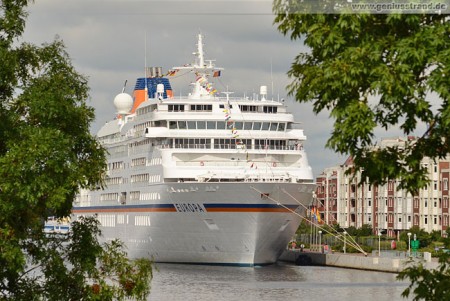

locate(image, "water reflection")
(148, 263), (411, 301)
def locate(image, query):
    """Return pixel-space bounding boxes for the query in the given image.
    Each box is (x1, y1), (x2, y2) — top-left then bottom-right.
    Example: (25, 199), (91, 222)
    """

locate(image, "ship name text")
(174, 203), (206, 213)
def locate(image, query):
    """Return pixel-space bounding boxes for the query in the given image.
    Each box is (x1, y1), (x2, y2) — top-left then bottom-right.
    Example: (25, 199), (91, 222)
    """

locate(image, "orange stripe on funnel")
(131, 90), (147, 113)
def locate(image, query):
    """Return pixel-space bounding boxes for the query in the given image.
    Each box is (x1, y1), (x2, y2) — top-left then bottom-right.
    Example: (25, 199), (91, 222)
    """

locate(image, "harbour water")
(148, 262), (413, 301)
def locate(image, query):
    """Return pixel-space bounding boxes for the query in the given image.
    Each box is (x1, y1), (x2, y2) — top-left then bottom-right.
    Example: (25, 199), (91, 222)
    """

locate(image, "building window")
(408, 215), (411, 222)
(445, 179), (448, 191)
(434, 181), (438, 191)
(425, 217), (428, 225)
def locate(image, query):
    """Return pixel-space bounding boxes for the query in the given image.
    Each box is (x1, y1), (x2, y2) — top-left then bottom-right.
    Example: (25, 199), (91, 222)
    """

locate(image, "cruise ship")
(72, 34), (315, 266)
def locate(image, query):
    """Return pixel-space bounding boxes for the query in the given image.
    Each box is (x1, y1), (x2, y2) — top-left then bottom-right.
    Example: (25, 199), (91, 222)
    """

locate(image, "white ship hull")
(74, 182), (314, 266)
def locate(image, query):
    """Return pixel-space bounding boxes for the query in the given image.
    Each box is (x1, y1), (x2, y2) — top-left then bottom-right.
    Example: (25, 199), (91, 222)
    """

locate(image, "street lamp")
(407, 232), (412, 256)
(318, 230), (322, 252)
(343, 231), (347, 254)
(378, 231), (382, 257)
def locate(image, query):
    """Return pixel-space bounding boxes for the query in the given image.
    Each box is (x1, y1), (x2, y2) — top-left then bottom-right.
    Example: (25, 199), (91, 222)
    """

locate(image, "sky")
(21, 0), (364, 177)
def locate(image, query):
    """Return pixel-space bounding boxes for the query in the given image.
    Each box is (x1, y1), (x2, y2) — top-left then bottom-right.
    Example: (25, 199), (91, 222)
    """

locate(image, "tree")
(272, 7), (450, 194)
(397, 253), (450, 301)
(0, 0), (152, 299)
(442, 228), (450, 249)
(272, 6), (449, 300)
(399, 226), (432, 248)
(356, 224), (373, 237)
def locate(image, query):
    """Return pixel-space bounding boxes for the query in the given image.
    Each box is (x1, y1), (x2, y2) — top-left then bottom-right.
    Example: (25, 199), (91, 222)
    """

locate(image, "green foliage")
(442, 228), (450, 249)
(272, 9), (450, 299)
(272, 7), (450, 194)
(356, 224), (373, 236)
(398, 253), (450, 300)
(345, 226), (358, 236)
(296, 219), (312, 234)
(0, 0), (153, 299)
(399, 226), (433, 248)
(430, 230), (443, 243)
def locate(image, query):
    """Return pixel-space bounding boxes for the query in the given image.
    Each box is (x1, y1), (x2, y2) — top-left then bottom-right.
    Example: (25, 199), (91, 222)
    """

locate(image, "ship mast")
(171, 34), (223, 99)
(197, 34), (205, 68)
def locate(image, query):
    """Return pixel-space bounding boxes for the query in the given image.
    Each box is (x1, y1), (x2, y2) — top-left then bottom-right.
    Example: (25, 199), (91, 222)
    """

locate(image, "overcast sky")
(20, 0), (407, 177)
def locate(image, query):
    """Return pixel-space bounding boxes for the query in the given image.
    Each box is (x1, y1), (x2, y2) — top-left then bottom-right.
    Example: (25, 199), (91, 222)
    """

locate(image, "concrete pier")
(279, 250), (439, 273)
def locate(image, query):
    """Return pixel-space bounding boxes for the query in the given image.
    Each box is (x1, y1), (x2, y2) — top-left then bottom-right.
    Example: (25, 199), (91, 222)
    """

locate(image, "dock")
(279, 249), (439, 273)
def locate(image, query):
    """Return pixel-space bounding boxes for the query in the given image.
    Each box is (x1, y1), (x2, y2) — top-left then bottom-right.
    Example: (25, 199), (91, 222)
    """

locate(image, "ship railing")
(160, 143), (303, 151)
(193, 176), (293, 183)
(44, 217), (71, 235)
(99, 136), (127, 144)
(176, 161), (288, 167)
(167, 95), (284, 102)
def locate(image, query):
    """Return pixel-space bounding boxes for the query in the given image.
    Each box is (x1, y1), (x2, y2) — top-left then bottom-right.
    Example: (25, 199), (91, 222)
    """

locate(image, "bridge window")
(263, 106), (277, 113)
(190, 104), (212, 111)
(168, 104), (185, 112)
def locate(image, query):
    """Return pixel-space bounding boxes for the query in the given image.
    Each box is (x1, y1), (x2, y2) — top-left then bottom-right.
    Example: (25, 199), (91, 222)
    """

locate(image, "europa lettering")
(173, 203), (206, 213)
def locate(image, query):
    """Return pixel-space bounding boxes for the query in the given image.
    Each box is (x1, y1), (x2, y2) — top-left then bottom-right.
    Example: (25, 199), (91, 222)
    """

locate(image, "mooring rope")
(250, 186), (367, 255)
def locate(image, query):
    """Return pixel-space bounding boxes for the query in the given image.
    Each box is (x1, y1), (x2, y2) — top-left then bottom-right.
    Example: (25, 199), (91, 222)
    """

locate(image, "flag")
(316, 207), (322, 223)
(311, 207), (316, 221)
(213, 70), (221, 77)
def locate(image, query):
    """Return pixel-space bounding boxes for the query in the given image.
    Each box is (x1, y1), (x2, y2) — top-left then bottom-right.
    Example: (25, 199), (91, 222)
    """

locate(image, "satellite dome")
(113, 93), (133, 114)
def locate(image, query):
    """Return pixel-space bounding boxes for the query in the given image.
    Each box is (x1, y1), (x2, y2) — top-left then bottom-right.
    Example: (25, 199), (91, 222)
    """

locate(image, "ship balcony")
(159, 143), (304, 152)
(175, 160), (295, 168)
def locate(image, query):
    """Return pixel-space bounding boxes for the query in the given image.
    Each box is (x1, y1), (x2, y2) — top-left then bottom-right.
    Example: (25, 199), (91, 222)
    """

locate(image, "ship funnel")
(260, 85), (267, 101)
(146, 67), (163, 78)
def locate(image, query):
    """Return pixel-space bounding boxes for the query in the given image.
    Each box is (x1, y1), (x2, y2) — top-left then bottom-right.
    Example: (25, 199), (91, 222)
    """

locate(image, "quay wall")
(278, 250), (438, 273)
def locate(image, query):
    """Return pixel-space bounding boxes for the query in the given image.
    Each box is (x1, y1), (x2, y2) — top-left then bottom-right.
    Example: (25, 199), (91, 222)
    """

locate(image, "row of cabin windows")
(190, 104), (213, 111)
(168, 104), (277, 113)
(168, 120), (286, 131)
(172, 138), (293, 150)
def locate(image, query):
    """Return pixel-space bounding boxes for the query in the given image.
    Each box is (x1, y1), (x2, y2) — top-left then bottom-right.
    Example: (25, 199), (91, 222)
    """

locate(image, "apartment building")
(315, 137), (450, 237)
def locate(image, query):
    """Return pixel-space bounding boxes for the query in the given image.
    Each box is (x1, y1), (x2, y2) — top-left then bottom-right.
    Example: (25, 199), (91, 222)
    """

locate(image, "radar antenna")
(121, 80), (128, 93)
